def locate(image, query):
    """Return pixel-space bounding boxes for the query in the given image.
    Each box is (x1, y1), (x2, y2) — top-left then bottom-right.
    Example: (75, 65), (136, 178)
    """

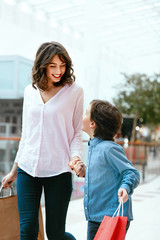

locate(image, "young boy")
(69, 100), (140, 240)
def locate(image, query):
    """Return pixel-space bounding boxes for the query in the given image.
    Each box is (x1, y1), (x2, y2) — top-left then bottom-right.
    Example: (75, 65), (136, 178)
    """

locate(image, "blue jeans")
(17, 167), (76, 240)
(87, 220), (130, 240)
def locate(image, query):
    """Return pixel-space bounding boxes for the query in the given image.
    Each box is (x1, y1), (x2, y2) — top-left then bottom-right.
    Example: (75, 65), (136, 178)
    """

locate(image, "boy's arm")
(108, 146), (140, 195)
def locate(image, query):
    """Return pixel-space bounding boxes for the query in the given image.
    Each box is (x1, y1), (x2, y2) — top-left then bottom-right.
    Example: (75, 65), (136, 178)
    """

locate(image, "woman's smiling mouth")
(52, 74), (62, 78)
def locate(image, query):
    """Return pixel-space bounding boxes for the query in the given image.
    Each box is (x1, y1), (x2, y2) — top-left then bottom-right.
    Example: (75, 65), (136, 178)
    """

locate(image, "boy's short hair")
(90, 100), (122, 141)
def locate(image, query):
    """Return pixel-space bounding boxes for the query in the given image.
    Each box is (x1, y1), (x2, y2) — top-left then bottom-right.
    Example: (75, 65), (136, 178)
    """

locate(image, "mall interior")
(0, 0), (160, 239)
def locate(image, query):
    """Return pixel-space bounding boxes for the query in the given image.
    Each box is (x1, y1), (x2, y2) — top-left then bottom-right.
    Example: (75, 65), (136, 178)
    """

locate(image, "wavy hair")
(32, 42), (75, 90)
(90, 100), (122, 141)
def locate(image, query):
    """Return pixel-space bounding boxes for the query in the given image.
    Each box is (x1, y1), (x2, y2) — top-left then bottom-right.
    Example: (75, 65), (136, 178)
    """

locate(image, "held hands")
(118, 188), (128, 203)
(69, 157), (86, 177)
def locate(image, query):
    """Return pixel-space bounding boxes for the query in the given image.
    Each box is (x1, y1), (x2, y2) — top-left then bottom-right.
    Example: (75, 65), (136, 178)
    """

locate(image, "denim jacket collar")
(89, 137), (103, 147)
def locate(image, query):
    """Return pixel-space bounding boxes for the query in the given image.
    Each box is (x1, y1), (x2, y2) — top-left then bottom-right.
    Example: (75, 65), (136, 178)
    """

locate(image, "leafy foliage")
(113, 73), (160, 125)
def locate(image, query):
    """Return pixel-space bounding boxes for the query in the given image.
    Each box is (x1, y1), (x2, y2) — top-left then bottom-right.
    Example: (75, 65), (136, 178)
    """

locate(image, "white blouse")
(15, 82), (84, 177)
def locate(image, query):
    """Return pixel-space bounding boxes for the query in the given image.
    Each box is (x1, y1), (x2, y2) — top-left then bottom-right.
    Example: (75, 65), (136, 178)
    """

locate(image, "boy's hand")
(69, 158), (86, 177)
(118, 188), (128, 203)
(74, 161), (86, 177)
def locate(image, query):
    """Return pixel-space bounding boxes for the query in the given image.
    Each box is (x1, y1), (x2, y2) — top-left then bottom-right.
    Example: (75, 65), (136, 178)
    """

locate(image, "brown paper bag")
(0, 193), (44, 240)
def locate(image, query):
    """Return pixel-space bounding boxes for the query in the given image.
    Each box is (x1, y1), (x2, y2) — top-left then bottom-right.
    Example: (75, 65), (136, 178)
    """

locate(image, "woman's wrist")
(71, 156), (80, 161)
(11, 162), (18, 176)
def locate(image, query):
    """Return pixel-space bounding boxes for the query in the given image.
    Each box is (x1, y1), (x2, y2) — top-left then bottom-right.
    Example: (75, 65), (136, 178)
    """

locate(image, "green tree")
(113, 73), (160, 141)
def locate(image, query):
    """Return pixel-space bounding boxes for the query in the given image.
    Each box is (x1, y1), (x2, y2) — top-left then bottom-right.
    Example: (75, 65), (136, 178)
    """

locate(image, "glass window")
(0, 61), (14, 90)
(19, 62), (32, 91)
(0, 125), (6, 133)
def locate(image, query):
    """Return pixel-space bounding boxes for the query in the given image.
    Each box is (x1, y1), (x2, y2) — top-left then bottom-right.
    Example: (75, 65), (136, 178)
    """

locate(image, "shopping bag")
(0, 187), (44, 240)
(94, 202), (127, 240)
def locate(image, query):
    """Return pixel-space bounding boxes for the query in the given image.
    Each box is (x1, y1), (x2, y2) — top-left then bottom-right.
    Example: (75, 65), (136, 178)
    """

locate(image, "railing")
(0, 137), (160, 200)
(117, 141), (160, 181)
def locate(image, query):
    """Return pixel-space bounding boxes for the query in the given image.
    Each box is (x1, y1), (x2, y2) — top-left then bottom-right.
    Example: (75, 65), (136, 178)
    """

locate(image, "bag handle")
(112, 198), (124, 217)
(0, 186), (14, 197)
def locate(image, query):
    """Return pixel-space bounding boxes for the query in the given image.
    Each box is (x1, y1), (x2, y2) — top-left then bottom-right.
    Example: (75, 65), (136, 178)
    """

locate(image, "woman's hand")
(2, 163), (18, 189)
(69, 156), (80, 170)
(2, 172), (17, 189)
(118, 188), (128, 203)
(69, 157), (86, 177)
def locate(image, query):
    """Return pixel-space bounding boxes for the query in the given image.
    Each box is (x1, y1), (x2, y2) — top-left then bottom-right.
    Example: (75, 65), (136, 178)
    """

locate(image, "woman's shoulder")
(24, 84), (37, 93)
(67, 83), (84, 99)
(70, 82), (83, 92)
(23, 84), (37, 98)
(24, 83), (33, 91)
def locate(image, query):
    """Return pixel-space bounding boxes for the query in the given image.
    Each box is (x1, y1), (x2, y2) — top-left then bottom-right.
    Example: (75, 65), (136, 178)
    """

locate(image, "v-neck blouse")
(15, 83), (84, 177)
(37, 85), (66, 104)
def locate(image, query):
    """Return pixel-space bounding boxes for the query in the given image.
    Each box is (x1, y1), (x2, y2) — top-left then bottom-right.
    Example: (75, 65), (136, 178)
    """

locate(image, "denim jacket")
(84, 137), (140, 222)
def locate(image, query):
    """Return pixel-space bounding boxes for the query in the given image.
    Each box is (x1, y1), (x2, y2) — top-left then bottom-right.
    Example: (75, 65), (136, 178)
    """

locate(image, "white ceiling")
(14, 0), (160, 59)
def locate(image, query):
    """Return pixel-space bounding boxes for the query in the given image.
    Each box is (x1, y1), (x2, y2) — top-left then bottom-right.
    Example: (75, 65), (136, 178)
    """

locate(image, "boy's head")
(82, 100), (122, 141)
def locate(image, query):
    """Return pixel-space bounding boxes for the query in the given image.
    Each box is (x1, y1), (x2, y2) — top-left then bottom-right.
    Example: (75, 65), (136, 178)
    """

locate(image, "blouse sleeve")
(70, 87), (84, 159)
(14, 86), (28, 163)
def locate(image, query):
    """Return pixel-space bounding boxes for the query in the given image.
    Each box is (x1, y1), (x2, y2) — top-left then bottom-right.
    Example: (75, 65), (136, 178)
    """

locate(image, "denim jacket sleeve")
(107, 145), (140, 195)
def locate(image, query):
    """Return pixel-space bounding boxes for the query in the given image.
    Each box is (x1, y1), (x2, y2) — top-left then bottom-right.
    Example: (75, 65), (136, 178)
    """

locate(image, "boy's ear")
(90, 121), (96, 129)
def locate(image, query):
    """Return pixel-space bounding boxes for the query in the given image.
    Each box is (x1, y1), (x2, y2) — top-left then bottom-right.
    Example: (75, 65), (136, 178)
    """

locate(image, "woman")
(2, 42), (84, 240)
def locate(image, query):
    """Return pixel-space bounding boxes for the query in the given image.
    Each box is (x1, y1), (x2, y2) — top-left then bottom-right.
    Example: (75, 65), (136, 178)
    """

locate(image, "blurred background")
(0, 0), (160, 200)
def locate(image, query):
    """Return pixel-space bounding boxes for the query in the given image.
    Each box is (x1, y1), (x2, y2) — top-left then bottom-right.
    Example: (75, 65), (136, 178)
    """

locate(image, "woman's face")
(46, 54), (66, 86)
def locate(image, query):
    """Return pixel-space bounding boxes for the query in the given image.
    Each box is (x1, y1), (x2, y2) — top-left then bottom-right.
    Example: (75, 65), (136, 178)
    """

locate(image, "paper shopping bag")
(94, 201), (127, 240)
(113, 215), (128, 240)
(0, 192), (44, 240)
(94, 215), (127, 240)
(0, 194), (20, 240)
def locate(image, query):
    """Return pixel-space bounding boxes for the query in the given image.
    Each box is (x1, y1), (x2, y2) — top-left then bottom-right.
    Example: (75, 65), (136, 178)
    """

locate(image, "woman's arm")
(2, 86), (29, 188)
(70, 87), (84, 160)
(14, 86), (28, 163)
